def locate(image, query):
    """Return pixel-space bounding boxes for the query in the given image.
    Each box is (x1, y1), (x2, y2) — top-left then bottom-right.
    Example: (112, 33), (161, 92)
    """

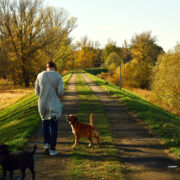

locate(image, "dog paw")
(72, 145), (76, 148)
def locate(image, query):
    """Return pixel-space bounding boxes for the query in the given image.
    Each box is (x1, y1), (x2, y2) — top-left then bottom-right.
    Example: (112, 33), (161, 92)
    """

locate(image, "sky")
(44, 0), (180, 52)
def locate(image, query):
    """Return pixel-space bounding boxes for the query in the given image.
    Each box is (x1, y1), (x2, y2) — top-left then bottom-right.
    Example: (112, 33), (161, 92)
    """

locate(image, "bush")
(104, 52), (122, 72)
(151, 50), (180, 115)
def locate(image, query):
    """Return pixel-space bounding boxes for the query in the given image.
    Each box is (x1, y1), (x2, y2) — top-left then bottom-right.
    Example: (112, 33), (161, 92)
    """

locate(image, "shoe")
(49, 150), (59, 156)
(44, 143), (50, 153)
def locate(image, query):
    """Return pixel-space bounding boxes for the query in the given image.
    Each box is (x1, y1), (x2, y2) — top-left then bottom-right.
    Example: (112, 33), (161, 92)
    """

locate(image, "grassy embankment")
(85, 72), (180, 158)
(0, 71), (72, 149)
(69, 72), (124, 180)
(0, 72), (72, 176)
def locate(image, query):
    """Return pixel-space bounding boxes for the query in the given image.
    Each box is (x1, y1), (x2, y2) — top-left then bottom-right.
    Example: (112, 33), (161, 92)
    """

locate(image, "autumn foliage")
(0, 0), (76, 87)
(151, 47), (180, 114)
(97, 33), (179, 115)
(0, 1), (179, 115)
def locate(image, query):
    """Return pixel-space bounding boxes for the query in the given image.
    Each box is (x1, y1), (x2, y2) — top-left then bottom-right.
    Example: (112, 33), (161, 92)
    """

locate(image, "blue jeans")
(42, 117), (58, 150)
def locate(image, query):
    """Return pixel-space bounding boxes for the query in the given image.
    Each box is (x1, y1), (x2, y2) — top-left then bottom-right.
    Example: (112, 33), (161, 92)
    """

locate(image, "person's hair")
(46, 60), (57, 70)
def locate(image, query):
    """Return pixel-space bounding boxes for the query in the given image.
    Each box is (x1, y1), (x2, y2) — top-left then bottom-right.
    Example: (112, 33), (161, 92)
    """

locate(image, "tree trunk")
(24, 77), (30, 87)
(22, 63), (30, 87)
(23, 70), (30, 87)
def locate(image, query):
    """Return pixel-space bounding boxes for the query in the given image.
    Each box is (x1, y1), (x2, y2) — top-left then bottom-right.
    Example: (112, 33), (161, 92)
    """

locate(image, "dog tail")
(31, 144), (37, 155)
(90, 113), (93, 126)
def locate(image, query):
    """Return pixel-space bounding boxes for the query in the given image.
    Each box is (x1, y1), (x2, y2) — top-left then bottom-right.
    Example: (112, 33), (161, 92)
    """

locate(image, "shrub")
(151, 50), (180, 115)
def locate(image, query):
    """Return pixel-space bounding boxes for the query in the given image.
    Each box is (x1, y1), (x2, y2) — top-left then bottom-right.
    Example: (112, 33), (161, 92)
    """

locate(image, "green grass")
(0, 72), (72, 177)
(85, 72), (180, 158)
(84, 67), (108, 75)
(62, 71), (73, 87)
(0, 93), (39, 150)
(69, 72), (124, 180)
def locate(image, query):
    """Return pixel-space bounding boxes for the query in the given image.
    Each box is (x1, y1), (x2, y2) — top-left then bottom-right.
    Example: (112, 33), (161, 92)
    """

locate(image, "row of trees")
(100, 32), (164, 89)
(0, 0), (179, 114)
(0, 1), (163, 89)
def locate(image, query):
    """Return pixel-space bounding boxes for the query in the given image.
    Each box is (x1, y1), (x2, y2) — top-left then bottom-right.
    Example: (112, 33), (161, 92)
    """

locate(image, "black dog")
(0, 143), (37, 180)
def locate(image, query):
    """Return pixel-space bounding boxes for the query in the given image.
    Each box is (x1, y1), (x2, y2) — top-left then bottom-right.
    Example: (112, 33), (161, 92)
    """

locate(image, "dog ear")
(71, 114), (78, 123)
(72, 115), (78, 122)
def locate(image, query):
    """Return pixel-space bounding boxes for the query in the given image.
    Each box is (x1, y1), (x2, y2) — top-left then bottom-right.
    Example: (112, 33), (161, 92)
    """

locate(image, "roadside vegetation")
(85, 72), (180, 158)
(69, 72), (124, 180)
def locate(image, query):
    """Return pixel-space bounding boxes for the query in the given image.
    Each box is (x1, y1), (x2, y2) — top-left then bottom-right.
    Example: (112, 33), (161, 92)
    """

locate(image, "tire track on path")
(81, 72), (180, 180)
(26, 73), (79, 180)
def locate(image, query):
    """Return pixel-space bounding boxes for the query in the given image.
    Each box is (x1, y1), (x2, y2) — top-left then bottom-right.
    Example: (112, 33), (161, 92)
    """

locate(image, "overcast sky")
(44, 0), (180, 52)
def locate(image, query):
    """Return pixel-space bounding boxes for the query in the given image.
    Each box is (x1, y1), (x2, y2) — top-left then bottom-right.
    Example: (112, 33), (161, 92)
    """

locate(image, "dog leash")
(46, 72), (64, 108)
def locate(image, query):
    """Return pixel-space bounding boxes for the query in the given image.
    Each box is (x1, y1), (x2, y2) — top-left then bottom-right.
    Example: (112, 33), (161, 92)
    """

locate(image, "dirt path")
(81, 72), (180, 180)
(25, 73), (79, 180)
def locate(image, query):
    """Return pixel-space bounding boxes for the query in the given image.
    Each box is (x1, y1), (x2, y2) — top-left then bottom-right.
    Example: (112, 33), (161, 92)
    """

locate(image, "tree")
(121, 59), (152, 88)
(0, 40), (11, 79)
(151, 45), (180, 114)
(104, 52), (122, 71)
(121, 40), (131, 63)
(0, 0), (77, 86)
(121, 31), (164, 89)
(101, 39), (131, 65)
(53, 41), (75, 71)
(130, 31), (164, 65)
(101, 40), (119, 64)
(74, 36), (101, 69)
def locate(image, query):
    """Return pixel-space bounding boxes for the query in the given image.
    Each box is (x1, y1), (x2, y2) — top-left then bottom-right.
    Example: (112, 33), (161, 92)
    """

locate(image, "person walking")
(35, 61), (64, 156)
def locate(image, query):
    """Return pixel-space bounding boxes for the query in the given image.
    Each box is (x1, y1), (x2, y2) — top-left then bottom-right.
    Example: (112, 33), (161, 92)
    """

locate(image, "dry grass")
(124, 87), (180, 116)
(0, 78), (33, 111)
(124, 87), (153, 101)
(0, 88), (33, 111)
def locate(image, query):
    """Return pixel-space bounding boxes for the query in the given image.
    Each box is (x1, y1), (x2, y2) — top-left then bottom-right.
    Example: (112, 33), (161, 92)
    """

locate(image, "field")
(0, 79), (33, 111)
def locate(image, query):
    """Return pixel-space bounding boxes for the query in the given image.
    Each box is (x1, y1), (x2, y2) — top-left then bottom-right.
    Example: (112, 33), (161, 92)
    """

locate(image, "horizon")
(44, 0), (180, 52)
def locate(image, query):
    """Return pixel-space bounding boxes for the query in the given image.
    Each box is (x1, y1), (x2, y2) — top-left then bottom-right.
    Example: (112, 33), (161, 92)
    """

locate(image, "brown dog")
(66, 114), (100, 148)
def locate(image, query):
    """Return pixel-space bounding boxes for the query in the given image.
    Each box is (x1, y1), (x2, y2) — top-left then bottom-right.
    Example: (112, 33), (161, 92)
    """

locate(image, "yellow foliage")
(74, 47), (99, 69)
(152, 51), (180, 114)
(0, 0), (77, 86)
(119, 59), (152, 88)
